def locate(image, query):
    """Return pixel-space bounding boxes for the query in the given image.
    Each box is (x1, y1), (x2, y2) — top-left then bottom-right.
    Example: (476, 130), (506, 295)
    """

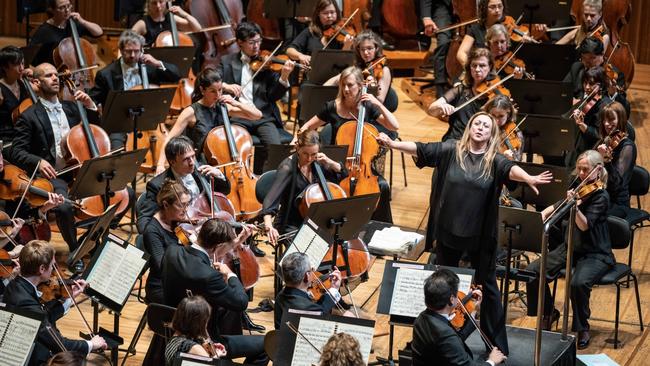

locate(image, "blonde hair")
(486, 23), (511, 48)
(319, 333), (364, 366)
(336, 66), (364, 102)
(455, 112), (501, 180)
(576, 150), (608, 188)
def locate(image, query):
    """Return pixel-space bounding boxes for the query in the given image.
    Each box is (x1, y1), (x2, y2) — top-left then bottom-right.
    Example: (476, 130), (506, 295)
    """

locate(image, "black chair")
(255, 170), (277, 204)
(624, 166), (650, 281)
(252, 127), (294, 174)
(120, 303), (176, 366)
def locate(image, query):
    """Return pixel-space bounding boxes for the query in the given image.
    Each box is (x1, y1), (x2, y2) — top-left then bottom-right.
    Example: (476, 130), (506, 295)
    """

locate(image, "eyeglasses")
(56, 4), (73, 11)
(359, 46), (376, 52)
(246, 38), (263, 46)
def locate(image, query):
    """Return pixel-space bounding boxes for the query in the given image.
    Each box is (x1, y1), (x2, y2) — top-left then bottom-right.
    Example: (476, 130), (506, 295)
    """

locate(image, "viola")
(362, 57), (386, 82)
(299, 161), (347, 218)
(0, 164), (79, 208)
(322, 22), (356, 45)
(474, 76), (511, 100)
(204, 104), (262, 220)
(52, 20), (96, 101)
(449, 288), (479, 331)
(494, 51), (534, 80)
(249, 51), (310, 73)
(576, 179), (604, 200)
(600, 129), (628, 163)
(499, 120), (522, 160)
(501, 15), (532, 43)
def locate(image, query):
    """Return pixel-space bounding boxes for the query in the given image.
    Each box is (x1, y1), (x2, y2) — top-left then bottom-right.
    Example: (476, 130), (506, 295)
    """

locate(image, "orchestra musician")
(3, 240), (107, 366)
(89, 30), (181, 149)
(420, 0), (454, 98)
(165, 295), (227, 365)
(319, 333), (365, 366)
(0, 46), (31, 143)
(596, 101), (636, 218)
(429, 47), (502, 142)
(556, 0), (610, 51)
(325, 30), (399, 112)
(377, 111), (553, 355)
(485, 24), (526, 79)
(8, 63), (100, 252)
(161, 219), (268, 365)
(411, 268), (506, 366)
(299, 66), (399, 223)
(131, 0), (202, 46)
(262, 130), (347, 244)
(28, 0), (103, 66)
(46, 351), (86, 366)
(274, 252), (343, 329)
(137, 136), (230, 234)
(483, 94), (522, 161)
(218, 22), (296, 172)
(525, 150), (613, 349)
(285, 0), (354, 67)
(154, 68), (263, 174)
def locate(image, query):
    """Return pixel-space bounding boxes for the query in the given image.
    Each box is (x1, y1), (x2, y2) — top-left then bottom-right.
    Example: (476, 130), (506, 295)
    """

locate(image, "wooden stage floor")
(44, 64), (650, 365)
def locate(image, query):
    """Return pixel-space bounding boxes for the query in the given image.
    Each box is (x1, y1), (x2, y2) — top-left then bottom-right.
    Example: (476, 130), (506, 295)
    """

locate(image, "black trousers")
(234, 119), (281, 172)
(429, 4), (454, 86)
(223, 334), (268, 366)
(436, 237), (509, 355)
(526, 245), (612, 331)
(372, 175), (393, 224)
(51, 178), (77, 251)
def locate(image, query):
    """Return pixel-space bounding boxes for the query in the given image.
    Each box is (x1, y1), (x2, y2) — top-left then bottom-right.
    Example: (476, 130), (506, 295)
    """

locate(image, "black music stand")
(519, 114), (575, 164)
(67, 204), (120, 269)
(516, 44), (577, 81)
(297, 84), (338, 124)
(497, 206), (543, 319)
(505, 79), (573, 115)
(308, 50), (355, 84)
(16, 0), (47, 44)
(262, 144), (349, 172)
(510, 162), (569, 208)
(507, 0), (572, 25)
(20, 45), (41, 67)
(145, 46), (195, 75)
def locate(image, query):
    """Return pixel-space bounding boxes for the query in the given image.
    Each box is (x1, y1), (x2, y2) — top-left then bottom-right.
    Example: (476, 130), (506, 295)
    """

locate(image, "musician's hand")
(169, 5), (189, 18)
(39, 159), (57, 179)
(533, 24), (548, 33)
(566, 188), (578, 201)
(297, 54), (311, 66)
(69, 12), (83, 22)
(214, 261), (234, 278)
(422, 18), (438, 36)
(376, 132), (393, 148)
(90, 335), (108, 351)
(513, 66), (524, 79)
(439, 102), (455, 117)
(296, 16), (311, 23)
(7, 218), (24, 240)
(315, 152), (336, 170)
(8, 244), (24, 259)
(73, 90), (95, 109)
(526, 170), (553, 195)
(343, 34), (354, 50)
(197, 164), (225, 180)
(280, 60), (296, 81)
(218, 94), (238, 106)
(488, 348), (507, 364)
(211, 342), (227, 358)
(235, 224), (253, 244)
(597, 144), (609, 157)
(22, 67), (33, 79)
(140, 53), (162, 68)
(71, 279), (88, 298)
(329, 267), (342, 290)
(223, 83), (242, 98)
(359, 92), (381, 107)
(503, 149), (515, 160)
(472, 289), (483, 307)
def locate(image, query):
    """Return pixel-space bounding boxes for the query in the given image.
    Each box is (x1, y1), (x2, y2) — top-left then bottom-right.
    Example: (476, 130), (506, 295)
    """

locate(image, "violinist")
(325, 30), (399, 112)
(411, 268), (506, 366)
(563, 37), (629, 116)
(556, 0), (610, 52)
(3, 240), (108, 365)
(0, 46), (31, 143)
(420, 0), (454, 97)
(28, 0), (103, 66)
(262, 130), (347, 244)
(89, 30), (182, 148)
(525, 150), (613, 349)
(274, 252), (344, 329)
(142, 180), (190, 304)
(377, 112), (553, 355)
(154, 68), (263, 174)
(165, 295), (227, 365)
(9, 63), (100, 252)
(286, 0), (354, 67)
(161, 219), (268, 365)
(131, 0), (202, 46)
(299, 66), (399, 223)
(486, 24), (527, 80)
(137, 136), (230, 234)
(218, 22), (296, 170)
(429, 47), (502, 141)
(596, 101), (636, 218)
(483, 95), (522, 161)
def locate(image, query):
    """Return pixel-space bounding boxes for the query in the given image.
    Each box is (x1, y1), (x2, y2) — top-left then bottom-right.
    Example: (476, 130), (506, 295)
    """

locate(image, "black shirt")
(143, 13), (172, 46)
(0, 81), (27, 143)
(187, 101), (224, 151)
(574, 188), (613, 260)
(605, 138), (636, 208)
(466, 23), (487, 48)
(28, 19), (95, 66)
(143, 217), (180, 303)
(441, 85), (483, 141)
(315, 100), (385, 144)
(288, 28), (344, 56)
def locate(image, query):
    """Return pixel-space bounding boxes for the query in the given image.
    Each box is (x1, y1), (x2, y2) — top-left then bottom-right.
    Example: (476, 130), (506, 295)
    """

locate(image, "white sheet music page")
(282, 220), (330, 269)
(290, 317), (335, 366)
(335, 322), (375, 364)
(0, 310), (41, 366)
(389, 267), (434, 317)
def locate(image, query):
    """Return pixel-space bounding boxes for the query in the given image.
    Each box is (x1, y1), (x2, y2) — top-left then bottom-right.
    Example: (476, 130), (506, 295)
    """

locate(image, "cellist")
(28, 0), (103, 66)
(131, 0), (202, 47)
(299, 66), (399, 223)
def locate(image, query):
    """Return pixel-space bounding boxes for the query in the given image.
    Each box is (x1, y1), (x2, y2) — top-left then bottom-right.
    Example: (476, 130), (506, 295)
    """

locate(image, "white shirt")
(39, 98), (71, 170)
(120, 58), (142, 91)
(240, 53), (254, 104)
(172, 169), (201, 201)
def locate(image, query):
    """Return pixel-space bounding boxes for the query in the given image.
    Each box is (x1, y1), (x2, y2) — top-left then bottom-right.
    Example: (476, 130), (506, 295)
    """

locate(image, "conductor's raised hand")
(527, 170), (553, 195)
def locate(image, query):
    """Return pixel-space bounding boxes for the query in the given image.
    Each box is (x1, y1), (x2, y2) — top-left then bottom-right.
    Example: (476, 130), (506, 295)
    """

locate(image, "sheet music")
(282, 220), (330, 269)
(0, 310), (41, 366)
(290, 317), (374, 366)
(389, 268), (473, 318)
(86, 240), (147, 306)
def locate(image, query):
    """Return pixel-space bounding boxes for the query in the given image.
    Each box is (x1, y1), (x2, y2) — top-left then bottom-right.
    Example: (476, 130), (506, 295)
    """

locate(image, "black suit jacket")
(88, 58), (181, 107)
(273, 286), (337, 329)
(161, 244), (249, 339)
(420, 0), (452, 19)
(3, 277), (89, 366)
(217, 52), (288, 128)
(412, 309), (488, 366)
(135, 167), (231, 233)
(9, 101), (100, 174)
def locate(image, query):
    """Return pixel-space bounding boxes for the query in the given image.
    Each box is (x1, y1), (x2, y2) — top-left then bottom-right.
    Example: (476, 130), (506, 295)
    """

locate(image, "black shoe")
(541, 308), (560, 331)
(378, 36), (396, 51)
(578, 330), (590, 349)
(251, 245), (266, 257)
(242, 311), (266, 332)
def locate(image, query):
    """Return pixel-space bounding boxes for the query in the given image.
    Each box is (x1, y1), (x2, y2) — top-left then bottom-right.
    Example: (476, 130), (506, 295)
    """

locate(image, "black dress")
(143, 13), (172, 46)
(315, 100), (395, 223)
(415, 140), (515, 355)
(441, 85), (483, 141)
(605, 138), (636, 218)
(28, 20), (95, 66)
(466, 23), (487, 48)
(260, 154), (348, 233)
(187, 101), (224, 152)
(288, 28), (344, 56)
(0, 81), (27, 143)
(143, 217), (180, 304)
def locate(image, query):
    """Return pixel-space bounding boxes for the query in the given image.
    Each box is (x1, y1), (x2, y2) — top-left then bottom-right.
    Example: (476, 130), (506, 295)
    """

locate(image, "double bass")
(188, 0), (243, 69)
(53, 20), (96, 101)
(203, 104), (261, 220)
(602, 0), (635, 88)
(445, 0), (479, 83)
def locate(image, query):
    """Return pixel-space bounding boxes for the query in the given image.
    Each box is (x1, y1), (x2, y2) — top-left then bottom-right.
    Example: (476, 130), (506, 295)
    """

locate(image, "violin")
(52, 20), (96, 101)
(502, 15), (531, 43)
(449, 287), (479, 331)
(600, 129), (628, 163)
(499, 120), (522, 160)
(361, 57), (386, 82)
(201, 338), (226, 358)
(249, 50), (310, 73)
(322, 23), (356, 44)
(474, 75), (511, 100)
(575, 179), (604, 200)
(299, 161), (347, 218)
(493, 51), (534, 80)
(0, 164), (79, 208)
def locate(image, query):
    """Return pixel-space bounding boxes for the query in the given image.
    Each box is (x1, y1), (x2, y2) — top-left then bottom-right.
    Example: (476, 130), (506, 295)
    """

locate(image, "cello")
(53, 20), (96, 101)
(445, 0), (478, 84)
(188, 0), (243, 70)
(335, 79), (380, 198)
(203, 104), (262, 220)
(381, 0), (418, 39)
(11, 77), (39, 124)
(246, 0), (281, 42)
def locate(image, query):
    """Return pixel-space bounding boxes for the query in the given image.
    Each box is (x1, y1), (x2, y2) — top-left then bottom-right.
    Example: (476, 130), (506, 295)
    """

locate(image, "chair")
(120, 303), (176, 366)
(252, 127), (294, 174)
(625, 166), (650, 280)
(263, 330), (278, 362)
(255, 170), (278, 204)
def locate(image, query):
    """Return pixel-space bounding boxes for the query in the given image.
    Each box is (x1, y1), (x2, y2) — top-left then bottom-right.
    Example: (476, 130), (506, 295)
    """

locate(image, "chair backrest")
(263, 330), (278, 362)
(255, 170), (277, 204)
(147, 303), (177, 339)
(608, 215), (631, 250)
(629, 165), (649, 197)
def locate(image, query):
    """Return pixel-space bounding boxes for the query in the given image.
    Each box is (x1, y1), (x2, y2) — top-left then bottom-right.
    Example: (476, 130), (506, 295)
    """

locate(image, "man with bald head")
(9, 63), (100, 252)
